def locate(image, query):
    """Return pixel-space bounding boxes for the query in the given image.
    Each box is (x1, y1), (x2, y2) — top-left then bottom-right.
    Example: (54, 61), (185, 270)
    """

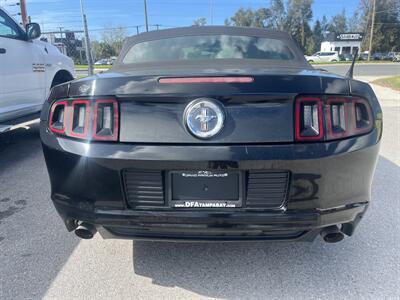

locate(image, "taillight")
(48, 98), (119, 142)
(295, 97), (324, 141)
(326, 97), (350, 139)
(354, 98), (373, 134)
(93, 99), (119, 141)
(295, 96), (374, 142)
(159, 76), (254, 84)
(49, 101), (67, 134)
(69, 100), (90, 139)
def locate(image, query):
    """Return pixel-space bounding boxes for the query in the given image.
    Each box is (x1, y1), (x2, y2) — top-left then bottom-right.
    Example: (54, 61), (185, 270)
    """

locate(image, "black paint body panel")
(40, 28), (382, 241)
(41, 125), (380, 241)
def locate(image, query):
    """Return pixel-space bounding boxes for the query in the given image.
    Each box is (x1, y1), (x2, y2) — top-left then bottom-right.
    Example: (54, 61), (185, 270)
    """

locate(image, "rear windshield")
(122, 34), (296, 64)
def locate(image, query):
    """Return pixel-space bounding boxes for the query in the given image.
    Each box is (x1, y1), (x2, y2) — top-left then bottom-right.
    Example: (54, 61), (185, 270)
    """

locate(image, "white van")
(305, 51), (340, 63)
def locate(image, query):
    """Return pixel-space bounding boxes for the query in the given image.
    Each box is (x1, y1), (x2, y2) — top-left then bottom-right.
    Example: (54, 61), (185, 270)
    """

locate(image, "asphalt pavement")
(0, 70), (399, 299)
(321, 62), (400, 77)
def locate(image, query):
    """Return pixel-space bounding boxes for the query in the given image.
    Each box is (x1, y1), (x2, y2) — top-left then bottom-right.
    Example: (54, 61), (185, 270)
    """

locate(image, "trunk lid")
(69, 68), (349, 144)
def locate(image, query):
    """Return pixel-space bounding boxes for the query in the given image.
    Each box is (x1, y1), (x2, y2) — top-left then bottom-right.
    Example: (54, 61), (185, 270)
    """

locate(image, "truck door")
(0, 9), (45, 123)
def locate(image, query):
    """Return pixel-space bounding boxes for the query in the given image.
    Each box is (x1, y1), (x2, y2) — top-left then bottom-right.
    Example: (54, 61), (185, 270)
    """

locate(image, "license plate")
(168, 171), (243, 208)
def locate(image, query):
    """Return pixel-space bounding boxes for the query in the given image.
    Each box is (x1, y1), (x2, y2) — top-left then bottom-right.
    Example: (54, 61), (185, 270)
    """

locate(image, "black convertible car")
(40, 26), (382, 243)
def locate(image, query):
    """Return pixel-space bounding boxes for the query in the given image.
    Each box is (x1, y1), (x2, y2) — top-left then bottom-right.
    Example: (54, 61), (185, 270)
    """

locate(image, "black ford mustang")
(40, 26), (382, 243)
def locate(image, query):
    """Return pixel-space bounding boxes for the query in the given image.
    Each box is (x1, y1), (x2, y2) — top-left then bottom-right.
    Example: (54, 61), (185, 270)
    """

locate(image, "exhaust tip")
(320, 226), (345, 243)
(323, 232), (344, 243)
(74, 222), (97, 239)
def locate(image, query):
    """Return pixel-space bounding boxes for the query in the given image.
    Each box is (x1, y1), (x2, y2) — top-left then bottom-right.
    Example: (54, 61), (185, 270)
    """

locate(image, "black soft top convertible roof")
(124, 26), (294, 45)
(113, 26), (311, 71)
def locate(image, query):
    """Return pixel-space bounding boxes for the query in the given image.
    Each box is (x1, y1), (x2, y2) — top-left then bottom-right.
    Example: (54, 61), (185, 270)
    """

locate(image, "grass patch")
(372, 76), (400, 91)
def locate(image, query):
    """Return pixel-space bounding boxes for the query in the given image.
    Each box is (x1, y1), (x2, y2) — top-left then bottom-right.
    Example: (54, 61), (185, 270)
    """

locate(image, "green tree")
(225, 0), (315, 52)
(320, 15), (329, 33)
(225, 7), (268, 27)
(286, 0), (314, 51)
(310, 19), (323, 54)
(328, 9), (348, 33)
(101, 26), (127, 56)
(264, 0), (287, 30)
(370, 0), (400, 52)
(357, 0), (400, 52)
(348, 9), (364, 31)
(305, 35), (315, 55)
(91, 41), (115, 60)
(193, 17), (207, 26)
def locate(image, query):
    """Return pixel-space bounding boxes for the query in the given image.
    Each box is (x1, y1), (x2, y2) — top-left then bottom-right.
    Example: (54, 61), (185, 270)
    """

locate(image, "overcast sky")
(1, 0), (359, 36)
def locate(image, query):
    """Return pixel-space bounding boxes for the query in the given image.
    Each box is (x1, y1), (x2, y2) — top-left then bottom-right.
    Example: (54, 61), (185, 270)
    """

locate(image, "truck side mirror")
(26, 23), (41, 40)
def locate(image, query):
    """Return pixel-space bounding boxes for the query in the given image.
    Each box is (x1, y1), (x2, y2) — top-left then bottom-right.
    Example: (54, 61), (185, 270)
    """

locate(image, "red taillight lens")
(93, 99), (119, 141)
(159, 76), (254, 84)
(49, 101), (67, 134)
(69, 100), (90, 139)
(295, 97), (324, 141)
(326, 97), (351, 139)
(353, 98), (373, 134)
(48, 98), (119, 141)
(295, 96), (374, 142)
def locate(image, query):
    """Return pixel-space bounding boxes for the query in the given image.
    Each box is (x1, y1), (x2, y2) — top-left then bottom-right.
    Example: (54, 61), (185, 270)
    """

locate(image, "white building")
(320, 32), (364, 54)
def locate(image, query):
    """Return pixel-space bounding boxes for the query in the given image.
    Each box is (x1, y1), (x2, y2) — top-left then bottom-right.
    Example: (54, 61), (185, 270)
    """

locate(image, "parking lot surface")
(0, 75), (399, 299)
(322, 62), (400, 77)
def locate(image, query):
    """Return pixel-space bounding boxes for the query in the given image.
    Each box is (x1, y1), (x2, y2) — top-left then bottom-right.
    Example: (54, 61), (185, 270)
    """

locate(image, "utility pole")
(209, 0), (213, 25)
(19, 0), (29, 27)
(136, 26), (140, 35)
(144, 0), (149, 32)
(367, 0), (376, 61)
(80, 0), (94, 75)
(59, 26), (64, 40)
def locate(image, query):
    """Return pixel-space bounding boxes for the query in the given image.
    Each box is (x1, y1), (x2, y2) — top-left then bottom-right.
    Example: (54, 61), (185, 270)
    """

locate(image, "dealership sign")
(335, 33), (364, 41)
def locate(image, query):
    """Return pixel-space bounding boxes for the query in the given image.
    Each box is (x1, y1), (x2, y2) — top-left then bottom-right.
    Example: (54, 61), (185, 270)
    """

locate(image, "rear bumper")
(53, 200), (367, 241)
(41, 124), (380, 241)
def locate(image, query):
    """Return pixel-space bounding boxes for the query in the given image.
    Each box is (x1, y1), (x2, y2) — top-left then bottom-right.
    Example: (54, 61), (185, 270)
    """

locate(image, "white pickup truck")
(0, 7), (75, 132)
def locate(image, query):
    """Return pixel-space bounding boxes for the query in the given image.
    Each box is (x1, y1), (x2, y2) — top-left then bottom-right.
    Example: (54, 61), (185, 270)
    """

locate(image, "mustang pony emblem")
(195, 107), (217, 131)
(184, 98), (225, 139)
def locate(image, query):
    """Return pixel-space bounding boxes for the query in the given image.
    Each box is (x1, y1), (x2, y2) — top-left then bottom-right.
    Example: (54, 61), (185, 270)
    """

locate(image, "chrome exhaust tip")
(320, 225), (344, 243)
(74, 222), (97, 239)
